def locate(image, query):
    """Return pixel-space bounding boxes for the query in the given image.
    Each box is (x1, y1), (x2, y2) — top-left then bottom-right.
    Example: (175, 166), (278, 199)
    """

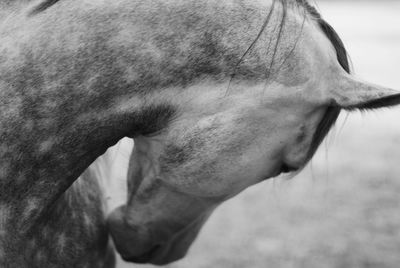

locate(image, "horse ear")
(330, 74), (400, 110)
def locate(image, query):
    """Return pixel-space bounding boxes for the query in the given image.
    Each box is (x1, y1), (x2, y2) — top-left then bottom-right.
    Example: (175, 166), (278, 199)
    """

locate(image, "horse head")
(107, 0), (400, 265)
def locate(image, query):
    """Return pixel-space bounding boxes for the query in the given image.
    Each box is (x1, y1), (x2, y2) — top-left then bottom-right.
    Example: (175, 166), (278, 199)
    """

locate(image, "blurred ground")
(119, 1), (400, 267)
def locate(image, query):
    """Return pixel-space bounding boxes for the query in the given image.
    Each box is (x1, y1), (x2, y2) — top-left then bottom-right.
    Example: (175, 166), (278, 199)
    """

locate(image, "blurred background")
(119, 1), (400, 267)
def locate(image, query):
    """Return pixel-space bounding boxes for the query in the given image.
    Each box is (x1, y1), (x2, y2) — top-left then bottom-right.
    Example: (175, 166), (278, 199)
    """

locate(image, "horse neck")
(0, 78), (133, 227)
(0, 95), (125, 265)
(16, 171), (113, 267)
(3, 140), (131, 267)
(0, 9), (170, 254)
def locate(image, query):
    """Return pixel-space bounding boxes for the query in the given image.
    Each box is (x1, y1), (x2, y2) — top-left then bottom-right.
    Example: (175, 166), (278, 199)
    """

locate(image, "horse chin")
(123, 242), (188, 265)
(112, 231), (190, 265)
(107, 206), (195, 265)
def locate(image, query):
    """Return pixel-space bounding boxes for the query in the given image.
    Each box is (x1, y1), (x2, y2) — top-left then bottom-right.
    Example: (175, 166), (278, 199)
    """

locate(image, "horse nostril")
(281, 163), (298, 173)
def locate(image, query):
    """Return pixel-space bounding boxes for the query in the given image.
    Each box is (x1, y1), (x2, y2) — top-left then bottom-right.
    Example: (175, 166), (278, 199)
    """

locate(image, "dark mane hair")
(300, 0), (350, 73)
(297, 0), (350, 161)
(239, 0), (350, 163)
(29, 0), (60, 15)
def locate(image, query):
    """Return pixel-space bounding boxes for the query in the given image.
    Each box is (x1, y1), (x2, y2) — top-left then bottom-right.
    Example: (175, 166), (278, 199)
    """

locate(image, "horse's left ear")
(329, 74), (400, 110)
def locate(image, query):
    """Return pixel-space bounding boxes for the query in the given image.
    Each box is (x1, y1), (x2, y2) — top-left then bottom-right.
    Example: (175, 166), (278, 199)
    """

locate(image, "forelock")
(294, 0), (350, 73)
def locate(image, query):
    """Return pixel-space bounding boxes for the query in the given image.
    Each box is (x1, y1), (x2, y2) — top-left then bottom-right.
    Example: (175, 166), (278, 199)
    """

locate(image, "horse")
(1, 0), (399, 267)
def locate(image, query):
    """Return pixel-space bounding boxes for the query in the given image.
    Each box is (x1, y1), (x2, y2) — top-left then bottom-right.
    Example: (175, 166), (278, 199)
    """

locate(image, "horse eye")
(281, 163), (298, 173)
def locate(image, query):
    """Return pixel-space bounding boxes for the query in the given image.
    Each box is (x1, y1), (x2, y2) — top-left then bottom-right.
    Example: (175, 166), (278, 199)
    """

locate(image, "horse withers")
(1, 0), (400, 267)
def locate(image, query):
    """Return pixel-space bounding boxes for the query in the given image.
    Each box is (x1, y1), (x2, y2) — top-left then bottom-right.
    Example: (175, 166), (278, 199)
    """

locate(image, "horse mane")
(29, 0), (60, 15)
(237, 0), (350, 163)
(297, 0), (351, 161)
(299, 0), (350, 73)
